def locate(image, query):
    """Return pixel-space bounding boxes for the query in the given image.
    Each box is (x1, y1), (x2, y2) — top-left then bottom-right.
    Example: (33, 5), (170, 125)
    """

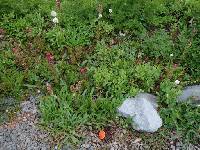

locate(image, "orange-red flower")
(98, 130), (106, 140)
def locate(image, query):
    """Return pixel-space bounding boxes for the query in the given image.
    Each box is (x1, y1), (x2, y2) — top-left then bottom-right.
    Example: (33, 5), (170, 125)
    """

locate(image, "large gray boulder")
(118, 93), (162, 133)
(135, 93), (158, 109)
(178, 85), (200, 106)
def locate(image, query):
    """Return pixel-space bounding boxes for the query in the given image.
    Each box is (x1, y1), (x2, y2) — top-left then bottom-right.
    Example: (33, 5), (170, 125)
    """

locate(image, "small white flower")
(175, 80), (180, 85)
(119, 31), (126, 37)
(54, 145), (58, 150)
(109, 8), (112, 13)
(98, 13), (102, 19)
(170, 53), (174, 57)
(6, 109), (8, 113)
(51, 11), (57, 17)
(52, 17), (59, 24)
(137, 52), (143, 58)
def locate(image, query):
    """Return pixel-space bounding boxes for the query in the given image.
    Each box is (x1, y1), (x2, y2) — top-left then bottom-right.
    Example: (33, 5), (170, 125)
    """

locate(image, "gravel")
(0, 96), (52, 150)
(78, 125), (149, 150)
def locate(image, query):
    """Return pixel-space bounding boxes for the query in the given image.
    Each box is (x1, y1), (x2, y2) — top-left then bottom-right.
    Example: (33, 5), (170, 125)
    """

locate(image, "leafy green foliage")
(90, 41), (137, 97)
(0, 51), (24, 98)
(135, 63), (161, 91)
(0, 0), (200, 146)
(141, 30), (174, 59)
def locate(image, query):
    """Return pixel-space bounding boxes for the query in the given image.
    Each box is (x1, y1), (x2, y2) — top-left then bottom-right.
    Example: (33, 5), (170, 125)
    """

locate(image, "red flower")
(45, 52), (54, 63)
(80, 67), (87, 74)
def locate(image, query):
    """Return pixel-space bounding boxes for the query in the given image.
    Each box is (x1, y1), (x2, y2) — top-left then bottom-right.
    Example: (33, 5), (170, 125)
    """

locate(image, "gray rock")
(178, 85), (200, 106)
(135, 93), (158, 109)
(118, 93), (162, 132)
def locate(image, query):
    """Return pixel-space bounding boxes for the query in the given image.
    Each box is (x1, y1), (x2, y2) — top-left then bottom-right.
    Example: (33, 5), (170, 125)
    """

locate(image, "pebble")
(23, 117), (27, 122)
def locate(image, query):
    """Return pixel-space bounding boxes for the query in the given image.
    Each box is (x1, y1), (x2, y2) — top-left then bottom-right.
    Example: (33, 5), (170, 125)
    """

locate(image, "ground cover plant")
(0, 0), (200, 147)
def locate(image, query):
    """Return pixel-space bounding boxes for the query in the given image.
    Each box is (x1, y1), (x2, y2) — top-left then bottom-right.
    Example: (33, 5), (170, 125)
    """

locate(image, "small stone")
(110, 147), (115, 150)
(118, 93), (162, 132)
(133, 138), (142, 143)
(23, 117), (27, 122)
(178, 85), (200, 106)
(122, 129), (126, 134)
(170, 145), (176, 150)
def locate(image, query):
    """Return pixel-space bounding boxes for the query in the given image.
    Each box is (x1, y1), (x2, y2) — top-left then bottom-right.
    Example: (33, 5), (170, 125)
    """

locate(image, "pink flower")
(45, 52), (54, 63)
(80, 67), (87, 74)
(173, 64), (178, 69)
(12, 48), (18, 53)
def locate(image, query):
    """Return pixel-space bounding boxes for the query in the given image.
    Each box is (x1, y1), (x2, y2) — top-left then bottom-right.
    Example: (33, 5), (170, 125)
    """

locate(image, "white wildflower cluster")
(98, 13), (103, 19)
(51, 11), (58, 24)
(175, 80), (180, 85)
(51, 11), (57, 17)
(97, 8), (112, 20)
(119, 31), (126, 37)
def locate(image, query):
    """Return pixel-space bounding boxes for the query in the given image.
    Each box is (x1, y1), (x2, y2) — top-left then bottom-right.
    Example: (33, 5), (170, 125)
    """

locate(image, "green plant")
(45, 26), (66, 49)
(141, 30), (174, 60)
(135, 63), (161, 91)
(159, 79), (200, 143)
(0, 51), (24, 98)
